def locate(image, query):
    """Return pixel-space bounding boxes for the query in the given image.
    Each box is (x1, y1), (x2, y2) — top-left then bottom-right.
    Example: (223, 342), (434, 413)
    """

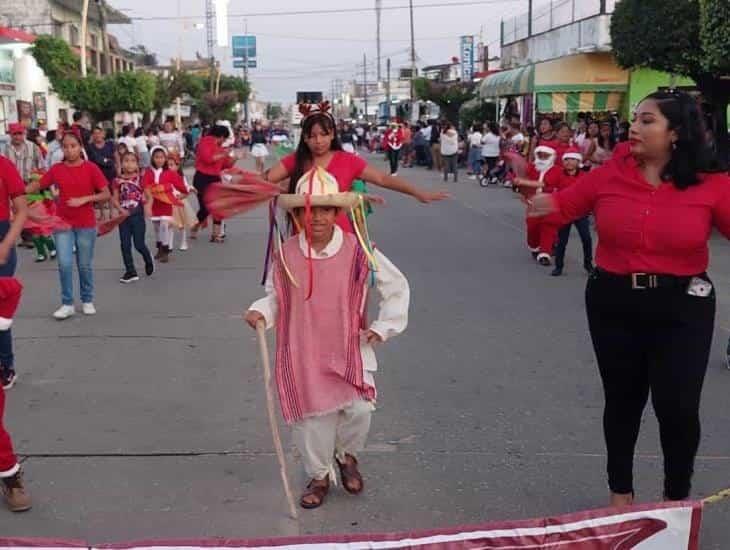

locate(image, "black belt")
(594, 268), (697, 290)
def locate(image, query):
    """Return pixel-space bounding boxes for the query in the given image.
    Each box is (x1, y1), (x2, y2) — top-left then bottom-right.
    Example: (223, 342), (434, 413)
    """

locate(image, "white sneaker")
(469, 175), (477, 180)
(0, 317), (12, 331)
(82, 303), (96, 316)
(179, 241), (189, 251)
(53, 305), (75, 320)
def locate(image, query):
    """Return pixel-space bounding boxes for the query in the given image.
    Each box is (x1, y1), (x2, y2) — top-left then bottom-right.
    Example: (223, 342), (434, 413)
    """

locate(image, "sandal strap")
(301, 477), (329, 508)
(336, 454), (364, 494)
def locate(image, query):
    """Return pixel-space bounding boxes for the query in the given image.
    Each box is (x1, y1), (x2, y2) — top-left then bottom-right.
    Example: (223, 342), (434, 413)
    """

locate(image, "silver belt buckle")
(631, 273), (657, 289)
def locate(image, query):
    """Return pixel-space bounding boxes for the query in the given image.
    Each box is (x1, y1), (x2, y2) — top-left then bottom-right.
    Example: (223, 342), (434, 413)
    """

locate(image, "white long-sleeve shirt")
(249, 226), (410, 385)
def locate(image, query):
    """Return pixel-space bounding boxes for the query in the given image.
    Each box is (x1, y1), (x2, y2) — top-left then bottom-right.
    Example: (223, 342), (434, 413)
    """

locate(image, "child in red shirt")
(551, 148), (593, 276)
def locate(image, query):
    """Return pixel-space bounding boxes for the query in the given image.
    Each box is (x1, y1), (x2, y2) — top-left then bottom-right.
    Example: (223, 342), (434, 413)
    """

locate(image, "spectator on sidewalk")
(467, 123), (483, 178)
(429, 120), (443, 172)
(440, 122), (459, 183)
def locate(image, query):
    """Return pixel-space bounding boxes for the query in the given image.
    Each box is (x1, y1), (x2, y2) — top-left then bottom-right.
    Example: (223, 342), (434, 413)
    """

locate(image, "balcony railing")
(501, 0), (617, 46)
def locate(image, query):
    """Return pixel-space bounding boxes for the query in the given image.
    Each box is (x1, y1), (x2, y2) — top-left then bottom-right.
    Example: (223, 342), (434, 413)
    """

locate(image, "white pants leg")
(335, 399), (373, 463)
(292, 400), (373, 481)
(179, 228), (188, 249)
(152, 220), (161, 242)
(167, 228), (175, 250)
(157, 220), (170, 247)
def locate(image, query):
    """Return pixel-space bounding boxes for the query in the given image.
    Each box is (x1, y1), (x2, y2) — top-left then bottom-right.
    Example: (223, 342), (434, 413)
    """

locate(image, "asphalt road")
(2, 151), (729, 547)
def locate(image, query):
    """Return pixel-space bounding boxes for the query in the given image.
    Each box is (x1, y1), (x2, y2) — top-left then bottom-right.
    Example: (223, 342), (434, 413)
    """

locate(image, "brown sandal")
(336, 454), (364, 494)
(300, 476), (330, 509)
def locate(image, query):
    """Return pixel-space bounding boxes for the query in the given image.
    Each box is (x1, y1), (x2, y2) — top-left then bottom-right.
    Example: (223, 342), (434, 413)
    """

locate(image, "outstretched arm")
(360, 165), (449, 204)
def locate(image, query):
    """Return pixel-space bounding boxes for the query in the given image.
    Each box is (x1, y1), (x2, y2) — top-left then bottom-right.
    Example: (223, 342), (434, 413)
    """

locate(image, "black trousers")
(585, 272), (715, 499)
(388, 149), (401, 174)
(118, 208), (152, 273)
(554, 217), (593, 269)
(193, 171), (222, 224)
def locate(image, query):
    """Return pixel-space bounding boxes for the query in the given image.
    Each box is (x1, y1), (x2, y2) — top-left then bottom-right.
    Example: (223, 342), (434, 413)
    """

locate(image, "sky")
(109, 0), (530, 104)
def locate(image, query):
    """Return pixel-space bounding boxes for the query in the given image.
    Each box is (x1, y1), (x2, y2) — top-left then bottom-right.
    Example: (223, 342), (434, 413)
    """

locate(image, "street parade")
(0, 1), (729, 549)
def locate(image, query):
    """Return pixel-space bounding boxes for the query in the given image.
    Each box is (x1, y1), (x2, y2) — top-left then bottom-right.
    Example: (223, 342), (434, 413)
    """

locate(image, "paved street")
(3, 153), (730, 547)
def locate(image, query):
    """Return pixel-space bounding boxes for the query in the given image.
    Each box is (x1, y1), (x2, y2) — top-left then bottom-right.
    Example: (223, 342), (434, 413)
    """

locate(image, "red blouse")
(280, 151), (368, 232)
(552, 146), (730, 276)
(0, 156), (26, 221)
(195, 135), (234, 176)
(142, 168), (188, 218)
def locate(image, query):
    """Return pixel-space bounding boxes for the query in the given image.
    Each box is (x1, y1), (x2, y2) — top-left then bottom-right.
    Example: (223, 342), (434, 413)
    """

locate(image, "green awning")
(479, 65), (535, 98)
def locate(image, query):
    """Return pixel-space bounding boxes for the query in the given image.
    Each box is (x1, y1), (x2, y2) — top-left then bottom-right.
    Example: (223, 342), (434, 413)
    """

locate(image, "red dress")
(142, 168), (188, 219)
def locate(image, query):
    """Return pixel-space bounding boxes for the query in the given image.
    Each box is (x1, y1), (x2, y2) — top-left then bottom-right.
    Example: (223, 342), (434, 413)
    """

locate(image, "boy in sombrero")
(244, 167), (409, 509)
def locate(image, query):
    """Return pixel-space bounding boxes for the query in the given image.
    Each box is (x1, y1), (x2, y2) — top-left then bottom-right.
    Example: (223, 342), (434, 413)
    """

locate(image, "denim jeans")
(554, 216), (593, 269)
(54, 228), (97, 306)
(119, 208), (152, 273)
(468, 146), (482, 174)
(0, 221), (17, 374)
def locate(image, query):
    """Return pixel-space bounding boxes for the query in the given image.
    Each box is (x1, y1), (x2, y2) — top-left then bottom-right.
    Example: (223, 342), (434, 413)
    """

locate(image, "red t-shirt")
(0, 156), (26, 221)
(280, 151), (368, 231)
(553, 146), (730, 275)
(40, 161), (108, 228)
(195, 135), (234, 176)
(556, 170), (581, 191)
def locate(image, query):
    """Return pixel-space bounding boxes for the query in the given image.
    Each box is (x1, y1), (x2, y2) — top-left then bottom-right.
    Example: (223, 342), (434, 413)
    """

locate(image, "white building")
(0, 27), (71, 134)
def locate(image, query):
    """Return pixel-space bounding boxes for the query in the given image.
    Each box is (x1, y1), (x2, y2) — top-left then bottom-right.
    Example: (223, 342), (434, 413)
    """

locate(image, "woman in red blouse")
(192, 125), (236, 242)
(265, 108), (448, 233)
(530, 91), (728, 506)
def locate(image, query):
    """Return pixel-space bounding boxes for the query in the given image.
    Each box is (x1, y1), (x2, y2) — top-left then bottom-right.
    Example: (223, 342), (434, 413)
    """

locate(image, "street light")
(175, 0), (204, 127)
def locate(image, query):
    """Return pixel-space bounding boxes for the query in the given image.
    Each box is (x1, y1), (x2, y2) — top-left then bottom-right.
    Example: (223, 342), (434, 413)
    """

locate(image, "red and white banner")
(0, 501), (702, 549)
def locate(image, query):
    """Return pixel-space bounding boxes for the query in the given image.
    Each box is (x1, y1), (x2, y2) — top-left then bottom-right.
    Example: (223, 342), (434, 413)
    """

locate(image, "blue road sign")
(232, 35), (256, 59)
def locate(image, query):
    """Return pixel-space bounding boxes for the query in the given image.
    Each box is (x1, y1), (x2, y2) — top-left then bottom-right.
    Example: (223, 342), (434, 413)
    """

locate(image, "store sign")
(33, 92), (47, 122)
(0, 50), (15, 96)
(460, 35), (474, 82)
(233, 59), (257, 69)
(232, 35), (256, 59)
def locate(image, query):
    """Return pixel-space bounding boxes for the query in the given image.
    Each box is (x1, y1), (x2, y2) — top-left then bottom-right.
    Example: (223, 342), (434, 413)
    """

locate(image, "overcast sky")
(109, 0), (529, 104)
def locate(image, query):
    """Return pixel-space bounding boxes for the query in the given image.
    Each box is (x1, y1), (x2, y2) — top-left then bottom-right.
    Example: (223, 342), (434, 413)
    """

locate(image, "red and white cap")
(534, 145), (556, 157)
(8, 122), (25, 134)
(562, 147), (583, 162)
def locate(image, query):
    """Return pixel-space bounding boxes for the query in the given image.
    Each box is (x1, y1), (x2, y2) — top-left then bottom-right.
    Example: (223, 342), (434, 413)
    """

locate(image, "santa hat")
(562, 147), (583, 162)
(8, 123), (25, 134)
(149, 145), (168, 159)
(278, 167), (358, 211)
(534, 145), (556, 157)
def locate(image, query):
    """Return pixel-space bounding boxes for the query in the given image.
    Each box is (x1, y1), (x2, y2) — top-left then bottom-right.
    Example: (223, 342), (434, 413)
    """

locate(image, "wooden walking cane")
(256, 320), (299, 519)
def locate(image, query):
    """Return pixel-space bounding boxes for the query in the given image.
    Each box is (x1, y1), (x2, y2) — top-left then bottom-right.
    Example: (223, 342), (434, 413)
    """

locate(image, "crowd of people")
(0, 90), (729, 521)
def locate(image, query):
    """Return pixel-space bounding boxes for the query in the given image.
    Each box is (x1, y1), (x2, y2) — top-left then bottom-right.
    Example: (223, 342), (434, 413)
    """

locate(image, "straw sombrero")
(278, 167), (358, 210)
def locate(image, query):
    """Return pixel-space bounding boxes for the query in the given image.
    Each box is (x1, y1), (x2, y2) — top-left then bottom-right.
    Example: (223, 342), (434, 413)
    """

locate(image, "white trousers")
(291, 399), (373, 481)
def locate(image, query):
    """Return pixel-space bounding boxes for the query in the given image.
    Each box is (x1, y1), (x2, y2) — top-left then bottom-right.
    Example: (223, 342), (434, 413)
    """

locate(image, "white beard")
(534, 158), (555, 173)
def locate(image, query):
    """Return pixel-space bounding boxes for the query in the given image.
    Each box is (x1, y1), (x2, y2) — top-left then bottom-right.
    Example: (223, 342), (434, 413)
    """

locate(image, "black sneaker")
(145, 261), (155, 276)
(584, 260), (595, 274)
(551, 266), (563, 277)
(119, 272), (139, 284)
(1, 370), (17, 390)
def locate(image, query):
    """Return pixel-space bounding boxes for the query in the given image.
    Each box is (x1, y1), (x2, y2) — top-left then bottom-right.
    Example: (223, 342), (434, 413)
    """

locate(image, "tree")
(267, 103), (283, 120)
(413, 78), (476, 126)
(197, 91), (239, 123)
(611, 0), (730, 159)
(31, 35), (156, 124)
(459, 99), (498, 130)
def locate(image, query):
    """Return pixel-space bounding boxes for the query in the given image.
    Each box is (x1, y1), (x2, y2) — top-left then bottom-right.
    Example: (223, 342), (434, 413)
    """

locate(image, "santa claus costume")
(247, 167), (409, 510)
(517, 145), (562, 266)
(142, 146), (188, 263)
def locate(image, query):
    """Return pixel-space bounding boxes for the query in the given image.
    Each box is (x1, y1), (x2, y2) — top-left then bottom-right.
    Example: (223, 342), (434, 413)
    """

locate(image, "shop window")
(70, 25), (80, 46)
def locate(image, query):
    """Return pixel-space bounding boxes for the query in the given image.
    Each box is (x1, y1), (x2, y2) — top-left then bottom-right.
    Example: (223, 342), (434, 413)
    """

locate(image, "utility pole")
(386, 57), (391, 122)
(205, 0), (216, 92)
(408, 0), (416, 101)
(363, 53), (368, 123)
(375, 0), (382, 82)
(243, 18), (249, 123)
(98, 0), (112, 75)
(80, 0), (89, 77)
(528, 0), (533, 36)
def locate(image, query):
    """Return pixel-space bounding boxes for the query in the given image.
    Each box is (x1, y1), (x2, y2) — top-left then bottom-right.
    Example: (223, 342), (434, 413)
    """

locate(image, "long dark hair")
(288, 113), (342, 193)
(644, 91), (718, 189)
(597, 121), (616, 151)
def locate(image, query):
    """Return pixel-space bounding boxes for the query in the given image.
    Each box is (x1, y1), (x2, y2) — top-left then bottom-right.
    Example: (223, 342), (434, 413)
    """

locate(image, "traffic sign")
(232, 35), (256, 59)
(234, 59), (257, 69)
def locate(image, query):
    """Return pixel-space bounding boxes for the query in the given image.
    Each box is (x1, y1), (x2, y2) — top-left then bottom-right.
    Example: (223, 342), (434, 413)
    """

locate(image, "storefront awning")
(481, 54), (628, 103)
(479, 65), (535, 98)
(537, 91), (624, 113)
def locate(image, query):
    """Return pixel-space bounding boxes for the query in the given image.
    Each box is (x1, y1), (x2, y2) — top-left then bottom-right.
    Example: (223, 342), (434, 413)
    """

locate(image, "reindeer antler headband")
(298, 101), (334, 122)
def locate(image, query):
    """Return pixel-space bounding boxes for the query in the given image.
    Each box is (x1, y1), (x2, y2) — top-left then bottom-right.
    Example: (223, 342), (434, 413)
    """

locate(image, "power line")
(127, 0), (522, 21)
